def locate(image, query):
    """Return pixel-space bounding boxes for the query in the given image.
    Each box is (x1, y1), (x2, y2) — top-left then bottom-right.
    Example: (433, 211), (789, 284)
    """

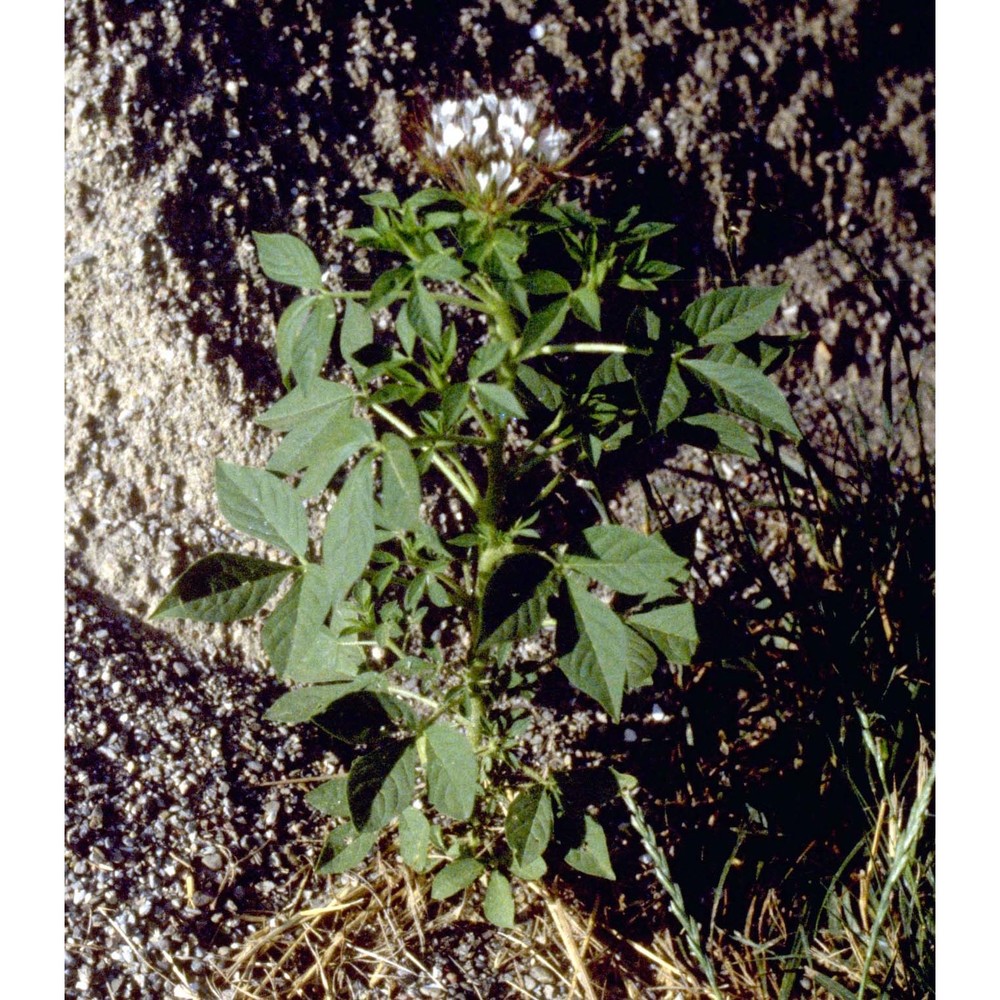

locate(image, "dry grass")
(206, 725), (932, 1000)
(207, 848), (669, 998)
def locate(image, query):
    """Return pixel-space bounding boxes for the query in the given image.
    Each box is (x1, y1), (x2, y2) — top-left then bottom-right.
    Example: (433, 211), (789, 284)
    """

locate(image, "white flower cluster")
(422, 93), (572, 204)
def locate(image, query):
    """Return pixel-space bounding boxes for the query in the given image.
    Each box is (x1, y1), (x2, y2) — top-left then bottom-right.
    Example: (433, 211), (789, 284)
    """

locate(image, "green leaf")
(403, 187), (457, 213)
(275, 295), (335, 387)
(268, 412), (375, 501)
(479, 553), (557, 648)
(395, 303), (417, 355)
(367, 265), (411, 313)
(440, 383), (470, 429)
(379, 434), (422, 532)
(520, 298), (569, 354)
(215, 461), (309, 559)
(425, 211), (464, 232)
(265, 676), (380, 725)
(624, 625), (658, 691)
(557, 578), (629, 721)
(311, 690), (409, 747)
(316, 824), (376, 875)
(348, 739), (417, 833)
(520, 270), (571, 295)
(629, 602), (699, 664)
(508, 854), (547, 881)
(505, 785), (554, 867)
(150, 553), (293, 622)
(620, 221), (675, 243)
(360, 190), (400, 209)
(630, 352), (691, 432)
(306, 776), (351, 818)
(483, 870), (516, 928)
(281, 625), (364, 683)
(398, 806), (432, 872)
(683, 412), (759, 459)
(564, 815), (616, 880)
(566, 525), (688, 597)
(340, 300), (374, 377)
(467, 339), (508, 380)
(260, 564), (335, 679)
(415, 252), (467, 282)
(407, 281), (442, 351)
(423, 723), (479, 822)
(431, 857), (485, 901)
(516, 364), (563, 411)
(322, 456), (376, 598)
(476, 382), (526, 420)
(655, 357), (691, 430)
(569, 287), (601, 331)
(257, 379), (354, 433)
(680, 357), (801, 440)
(253, 232), (324, 290)
(681, 285), (787, 346)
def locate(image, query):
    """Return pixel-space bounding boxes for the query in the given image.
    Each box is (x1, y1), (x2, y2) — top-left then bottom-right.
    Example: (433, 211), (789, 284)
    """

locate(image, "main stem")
(466, 295), (519, 751)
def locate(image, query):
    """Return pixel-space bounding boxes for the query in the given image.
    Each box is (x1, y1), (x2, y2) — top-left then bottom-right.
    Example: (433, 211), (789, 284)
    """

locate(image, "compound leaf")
(681, 285), (787, 346)
(557, 577), (629, 721)
(483, 870), (516, 928)
(431, 857), (485, 901)
(479, 553), (557, 648)
(567, 524), (688, 597)
(216, 461), (309, 559)
(505, 785), (554, 868)
(275, 295), (335, 387)
(398, 806), (432, 872)
(322, 456), (375, 598)
(260, 564), (337, 679)
(564, 815), (616, 880)
(253, 232), (324, 290)
(629, 602), (699, 664)
(348, 739), (417, 834)
(306, 776), (351, 818)
(316, 823), (376, 875)
(379, 433), (422, 532)
(680, 357), (801, 441)
(150, 553), (293, 622)
(423, 723), (479, 822)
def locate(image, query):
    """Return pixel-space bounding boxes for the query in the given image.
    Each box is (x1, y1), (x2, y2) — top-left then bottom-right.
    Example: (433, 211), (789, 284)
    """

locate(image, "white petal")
(472, 115), (488, 139)
(491, 160), (511, 185)
(507, 176), (522, 193)
(442, 122), (465, 149)
(475, 170), (490, 192)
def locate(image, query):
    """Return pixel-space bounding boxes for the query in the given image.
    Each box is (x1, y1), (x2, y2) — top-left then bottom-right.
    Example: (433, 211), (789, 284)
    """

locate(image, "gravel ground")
(65, 1), (933, 996)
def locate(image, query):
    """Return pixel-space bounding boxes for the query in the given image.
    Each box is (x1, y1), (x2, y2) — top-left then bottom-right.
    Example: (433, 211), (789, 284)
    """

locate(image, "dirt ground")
(65, 2), (933, 996)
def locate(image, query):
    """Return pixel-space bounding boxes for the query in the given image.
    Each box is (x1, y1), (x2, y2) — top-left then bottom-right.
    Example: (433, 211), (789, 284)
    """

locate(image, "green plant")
(151, 91), (801, 926)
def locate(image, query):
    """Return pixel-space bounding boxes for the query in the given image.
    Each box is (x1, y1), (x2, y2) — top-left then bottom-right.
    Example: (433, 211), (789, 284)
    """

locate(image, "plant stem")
(528, 341), (643, 358)
(369, 402), (481, 509)
(465, 294), (521, 752)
